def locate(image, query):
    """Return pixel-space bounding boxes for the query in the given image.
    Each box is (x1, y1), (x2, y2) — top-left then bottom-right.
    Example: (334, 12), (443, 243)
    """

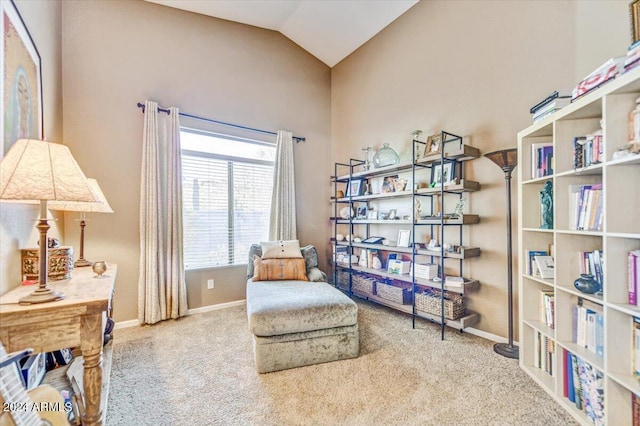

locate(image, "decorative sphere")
(92, 261), (108, 277)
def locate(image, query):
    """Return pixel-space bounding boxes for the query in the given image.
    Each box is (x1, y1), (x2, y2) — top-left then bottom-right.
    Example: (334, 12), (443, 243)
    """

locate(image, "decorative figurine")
(540, 181), (553, 229)
(92, 261), (108, 277)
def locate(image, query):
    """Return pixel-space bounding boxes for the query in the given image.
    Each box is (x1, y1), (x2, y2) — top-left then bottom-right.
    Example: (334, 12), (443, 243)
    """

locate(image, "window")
(180, 128), (275, 269)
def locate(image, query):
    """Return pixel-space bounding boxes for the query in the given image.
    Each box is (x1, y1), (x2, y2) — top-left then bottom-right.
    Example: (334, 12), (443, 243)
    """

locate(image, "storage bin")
(415, 288), (465, 320)
(376, 281), (412, 304)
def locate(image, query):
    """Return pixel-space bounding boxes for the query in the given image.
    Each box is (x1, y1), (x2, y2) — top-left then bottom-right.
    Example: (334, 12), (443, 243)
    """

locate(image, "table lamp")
(0, 139), (97, 304)
(484, 147), (519, 359)
(49, 178), (113, 267)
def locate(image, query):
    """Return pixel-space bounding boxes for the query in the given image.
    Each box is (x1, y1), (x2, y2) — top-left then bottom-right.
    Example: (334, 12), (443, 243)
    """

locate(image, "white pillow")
(260, 240), (303, 259)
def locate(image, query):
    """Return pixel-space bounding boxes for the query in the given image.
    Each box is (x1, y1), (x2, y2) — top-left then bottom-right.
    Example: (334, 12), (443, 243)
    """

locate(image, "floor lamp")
(485, 148), (519, 359)
(49, 178), (114, 267)
(0, 139), (97, 304)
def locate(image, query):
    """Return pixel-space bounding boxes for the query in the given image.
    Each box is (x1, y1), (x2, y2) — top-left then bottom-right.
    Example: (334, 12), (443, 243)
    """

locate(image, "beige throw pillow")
(252, 256), (308, 282)
(260, 240), (303, 259)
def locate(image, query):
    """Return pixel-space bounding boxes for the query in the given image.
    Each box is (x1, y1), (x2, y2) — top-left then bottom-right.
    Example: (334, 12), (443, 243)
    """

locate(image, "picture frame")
(345, 179), (363, 197)
(367, 209), (378, 220)
(1, 0), (43, 160)
(381, 175), (398, 193)
(424, 133), (442, 157)
(362, 236), (384, 244)
(431, 162), (454, 186)
(355, 205), (368, 220)
(397, 229), (411, 247)
(632, 0), (640, 43)
(388, 209), (397, 220)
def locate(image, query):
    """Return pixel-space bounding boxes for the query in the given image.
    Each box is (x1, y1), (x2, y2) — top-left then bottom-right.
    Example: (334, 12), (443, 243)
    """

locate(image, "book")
(533, 255), (554, 279)
(634, 317), (640, 380)
(531, 143), (553, 178)
(631, 251), (640, 305)
(532, 98), (572, 118)
(566, 350), (575, 402)
(633, 392), (640, 426)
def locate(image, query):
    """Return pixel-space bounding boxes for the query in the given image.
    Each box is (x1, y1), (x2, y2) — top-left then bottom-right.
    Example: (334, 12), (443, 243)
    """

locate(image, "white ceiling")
(145, 0), (418, 67)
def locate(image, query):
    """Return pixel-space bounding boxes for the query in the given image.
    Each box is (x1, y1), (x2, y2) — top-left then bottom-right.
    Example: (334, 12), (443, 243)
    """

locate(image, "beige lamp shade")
(0, 139), (97, 203)
(49, 178), (114, 213)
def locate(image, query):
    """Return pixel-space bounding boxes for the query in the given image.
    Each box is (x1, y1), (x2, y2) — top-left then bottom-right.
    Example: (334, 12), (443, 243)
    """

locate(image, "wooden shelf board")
(607, 301), (640, 317)
(520, 364), (555, 392)
(415, 309), (479, 330)
(522, 228), (554, 233)
(352, 291), (413, 314)
(415, 144), (481, 163)
(335, 242), (414, 254)
(416, 214), (480, 225)
(335, 219), (412, 225)
(606, 232), (640, 239)
(555, 163), (603, 177)
(555, 229), (603, 237)
(607, 153), (640, 166)
(522, 176), (554, 185)
(414, 277), (479, 294)
(415, 180), (481, 195)
(555, 285), (603, 305)
(416, 247), (480, 259)
(523, 274), (555, 287)
(556, 340), (604, 371)
(607, 371), (640, 395)
(523, 319), (555, 337)
(335, 190), (413, 202)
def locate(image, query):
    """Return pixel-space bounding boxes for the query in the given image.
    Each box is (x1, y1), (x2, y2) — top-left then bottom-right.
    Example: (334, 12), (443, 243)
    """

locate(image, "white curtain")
(138, 100), (188, 325)
(269, 130), (297, 240)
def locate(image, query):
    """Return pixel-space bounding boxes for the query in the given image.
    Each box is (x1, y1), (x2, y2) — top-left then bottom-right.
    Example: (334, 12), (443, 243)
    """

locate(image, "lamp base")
(74, 258), (93, 267)
(19, 287), (64, 304)
(494, 342), (519, 359)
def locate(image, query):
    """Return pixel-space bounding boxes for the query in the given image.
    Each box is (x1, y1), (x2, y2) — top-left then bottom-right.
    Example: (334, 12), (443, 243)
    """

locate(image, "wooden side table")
(0, 264), (117, 426)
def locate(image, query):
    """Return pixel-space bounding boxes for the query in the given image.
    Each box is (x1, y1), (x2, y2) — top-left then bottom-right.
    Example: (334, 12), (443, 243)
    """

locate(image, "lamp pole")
(485, 148), (519, 359)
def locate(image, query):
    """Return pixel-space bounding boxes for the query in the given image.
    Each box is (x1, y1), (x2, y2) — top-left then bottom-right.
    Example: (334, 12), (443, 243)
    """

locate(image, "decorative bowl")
(92, 261), (108, 277)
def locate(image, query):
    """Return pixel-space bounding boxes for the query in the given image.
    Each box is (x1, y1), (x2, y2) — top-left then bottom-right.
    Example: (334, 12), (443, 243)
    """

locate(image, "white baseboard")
(186, 299), (246, 316)
(114, 299), (246, 329)
(464, 326), (520, 346)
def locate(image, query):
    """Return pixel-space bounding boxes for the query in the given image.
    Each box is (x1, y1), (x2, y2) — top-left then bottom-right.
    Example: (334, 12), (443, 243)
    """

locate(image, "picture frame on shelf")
(355, 206), (368, 220)
(1, 0), (43, 160)
(632, 0), (640, 43)
(367, 209), (378, 220)
(431, 162), (454, 186)
(381, 175), (398, 193)
(345, 179), (363, 197)
(388, 209), (397, 220)
(424, 133), (442, 157)
(397, 229), (411, 247)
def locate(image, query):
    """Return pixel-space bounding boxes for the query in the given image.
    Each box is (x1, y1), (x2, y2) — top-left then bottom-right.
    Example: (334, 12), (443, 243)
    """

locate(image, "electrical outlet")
(207, 279), (214, 289)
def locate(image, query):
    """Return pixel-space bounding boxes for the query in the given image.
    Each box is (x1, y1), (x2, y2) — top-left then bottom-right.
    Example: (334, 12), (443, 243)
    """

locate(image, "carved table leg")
(81, 313), (104, 426)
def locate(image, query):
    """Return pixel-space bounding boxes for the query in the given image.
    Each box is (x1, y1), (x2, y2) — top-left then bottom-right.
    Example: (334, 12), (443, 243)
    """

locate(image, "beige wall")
(60, 0), (331, 322)
(331, 0), (628, 338)
(0, 0), (64, 295)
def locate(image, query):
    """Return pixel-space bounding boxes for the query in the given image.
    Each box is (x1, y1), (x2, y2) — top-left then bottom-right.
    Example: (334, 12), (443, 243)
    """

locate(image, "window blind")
(181, 130), (274, 269)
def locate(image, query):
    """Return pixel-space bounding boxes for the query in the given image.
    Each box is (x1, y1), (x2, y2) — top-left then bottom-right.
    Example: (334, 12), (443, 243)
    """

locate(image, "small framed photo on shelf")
(345, 179), (364, 197)
(356, 206), (368, 220)
(367, 209), (378, 220)
(397, 229), (411, 247)
(381, 175), (398, 193)
(431, 162), (454, 186)
(424, 133), (442, 157)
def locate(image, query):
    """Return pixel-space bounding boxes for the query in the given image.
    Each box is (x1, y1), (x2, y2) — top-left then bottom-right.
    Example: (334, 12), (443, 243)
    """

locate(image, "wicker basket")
(415, 288), (465, 319)
(352, 274), (376, 295)
(376, 281), (412, 304)
(335, 270), (350, 291)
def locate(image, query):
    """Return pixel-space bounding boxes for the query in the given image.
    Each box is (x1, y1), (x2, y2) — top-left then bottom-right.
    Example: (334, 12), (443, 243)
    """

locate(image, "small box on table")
(387, 260), (411, 275)
(414, 263), (438, 280)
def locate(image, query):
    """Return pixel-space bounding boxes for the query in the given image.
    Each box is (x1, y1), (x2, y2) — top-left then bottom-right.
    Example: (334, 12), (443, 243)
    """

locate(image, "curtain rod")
(136, 102), (305, 143)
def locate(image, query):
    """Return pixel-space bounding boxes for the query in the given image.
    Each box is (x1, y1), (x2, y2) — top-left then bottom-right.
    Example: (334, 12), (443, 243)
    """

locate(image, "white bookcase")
(518, 66), (640, 425)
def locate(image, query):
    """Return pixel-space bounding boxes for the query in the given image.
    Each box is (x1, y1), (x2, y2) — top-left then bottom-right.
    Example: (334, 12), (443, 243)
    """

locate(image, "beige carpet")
(106, 300), (576, 426)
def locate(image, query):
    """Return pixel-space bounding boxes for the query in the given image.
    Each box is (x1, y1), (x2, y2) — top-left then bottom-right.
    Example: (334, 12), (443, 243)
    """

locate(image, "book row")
(539, 290), (555, 329)
(578, 250), (604, 289)
(573, 301), (604, 358)
(531, 143), (553, 179)
(562, 350), (604, 426)
(569, 184), (603, 232)
(573, 133), (604, 169)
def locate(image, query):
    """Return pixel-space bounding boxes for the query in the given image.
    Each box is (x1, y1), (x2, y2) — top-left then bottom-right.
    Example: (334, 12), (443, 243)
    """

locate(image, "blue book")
(566, 350), (575, 402)
(596, 313), (604, 358)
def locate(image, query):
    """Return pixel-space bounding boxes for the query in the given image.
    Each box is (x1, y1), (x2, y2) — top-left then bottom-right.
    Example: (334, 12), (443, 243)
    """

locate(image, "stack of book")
(539, 289), (555, 329)
(625, 40), (640, 73)
(524, 249), (548, 276)
(530, 90), (572, 122)
(573, 57), (625, 101)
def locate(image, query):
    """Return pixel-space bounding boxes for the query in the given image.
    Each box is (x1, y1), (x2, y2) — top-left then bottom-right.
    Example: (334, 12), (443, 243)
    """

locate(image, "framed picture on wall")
(1, 0), (43, 161)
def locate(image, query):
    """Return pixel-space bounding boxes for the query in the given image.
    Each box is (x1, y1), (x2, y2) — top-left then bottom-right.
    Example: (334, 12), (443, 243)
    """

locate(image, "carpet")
(106, 299), (576, 425)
